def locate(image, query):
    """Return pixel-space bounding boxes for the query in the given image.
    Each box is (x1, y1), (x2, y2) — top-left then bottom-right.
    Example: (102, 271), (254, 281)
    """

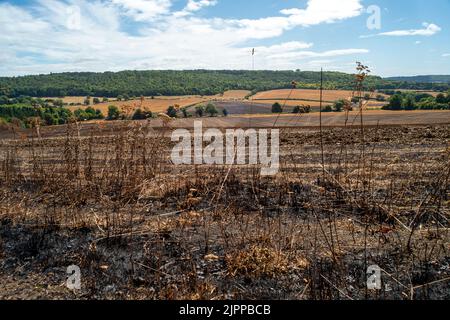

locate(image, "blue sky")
(1, 0), (449, 77)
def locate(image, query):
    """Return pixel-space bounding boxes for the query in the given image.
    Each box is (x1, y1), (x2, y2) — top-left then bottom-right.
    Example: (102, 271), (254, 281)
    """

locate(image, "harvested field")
(1, 110), (450, 140)
(0, 122), (449, 300)
(64, 91), (253, 115)
(43, 96), (117, 105)
(251, 89), (389, 103)
(217, 90), (252, 100)
(66, 96), (211, 115)
(249, 99), (386, 110)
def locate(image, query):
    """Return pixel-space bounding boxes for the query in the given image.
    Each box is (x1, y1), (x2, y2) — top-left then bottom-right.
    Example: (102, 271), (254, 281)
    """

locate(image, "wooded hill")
(1, 70), (449, 98)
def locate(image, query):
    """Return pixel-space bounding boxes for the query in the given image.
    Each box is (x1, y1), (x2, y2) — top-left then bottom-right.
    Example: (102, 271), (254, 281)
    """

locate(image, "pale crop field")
(251, 89), (389, 102)
(66, 96), (211, 115)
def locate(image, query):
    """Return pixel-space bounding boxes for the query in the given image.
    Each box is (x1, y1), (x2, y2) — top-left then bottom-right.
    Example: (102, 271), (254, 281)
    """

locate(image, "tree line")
(383, 91), (450, 110)
(1, 70), (449, 98)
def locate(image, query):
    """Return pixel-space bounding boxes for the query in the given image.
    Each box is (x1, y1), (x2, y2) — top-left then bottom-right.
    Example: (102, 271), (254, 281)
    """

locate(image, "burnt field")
(0, 122), (449, 300)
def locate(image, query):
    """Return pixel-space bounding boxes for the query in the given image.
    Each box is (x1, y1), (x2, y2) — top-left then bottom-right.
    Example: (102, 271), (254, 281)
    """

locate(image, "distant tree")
(436, 93), (447, 104)
(102, 97), (109, 102)
(301, 105), (311, 113)
(205, 103), (218, 117)
(195, 105), (205, 117)
(132, 108), (146, 120)
(414, 93), (433, 102)
(271, 102), (282, 113)
(95, 109), (104, 119)
(84, 97), (91, 106)
(54, 99), (64, 107)
(93, 97), (100, 104)
(416, 97), (436, 110)
(322, 105), (333, 112)
(375, 94), (385, 102)
(222, 108), (229, 117)
(351, 97), (360, 104)
(167, 105), (178, 118)
(364, 93), (371, 100)
(292, 106), (301, 114)
(107, 105), (120, 120)
(181, 108), (189, 118)
(117, 95), (123, 101)
(123, 94), (130, 101)
(0, 96), (9, 105)
(74, 109), (87, 121)
(403, 95), (416, 110)
(388, 94), (403, 110)
(333, 99), (345, 112)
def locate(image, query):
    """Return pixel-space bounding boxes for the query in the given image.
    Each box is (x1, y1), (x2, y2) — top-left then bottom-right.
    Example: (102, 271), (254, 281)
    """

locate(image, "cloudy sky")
(1, 0), (449, 77)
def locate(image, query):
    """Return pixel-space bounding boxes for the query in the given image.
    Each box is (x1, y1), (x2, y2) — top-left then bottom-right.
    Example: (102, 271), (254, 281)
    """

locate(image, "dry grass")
(0, 120), (448, 300)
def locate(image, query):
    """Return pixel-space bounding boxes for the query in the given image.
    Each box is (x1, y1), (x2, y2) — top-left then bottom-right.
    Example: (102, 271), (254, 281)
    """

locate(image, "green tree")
(436, 93), (447, 104)
(222, 108), (229, 117)
(388, 94), (403, 110)
(195, 105), (205, 117)
(132, 108), (146, 120)
(107, 105), (120, 120)
(54, 99), (64, 107)
(84, 97), (91, 106)
(205, 103), (218, 117)
(333, 99), (345, 112)
(403, 95), (416, 110)
(74, 109), (87, 121)
(292, 106), (301, 114)
(271, 102), (282, 113)
(167, 106), (178, 118)
(95, 109), (104, 119)
(181, 108), (189, 118)
(0, 96), (9, 105)
(322, 105), (333, 112)
(93, 97), (100, 104)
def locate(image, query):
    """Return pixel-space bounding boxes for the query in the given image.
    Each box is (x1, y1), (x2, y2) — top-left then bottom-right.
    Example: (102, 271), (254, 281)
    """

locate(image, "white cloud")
(281, 0), (363, 26)
(443, 53), (450, 57)
(185, 0), (217, 12)
(174, 0), (217, 17)
(0, 0), (367, 75)
(252, 42), (314, 54)
(111, 0), (172, 20)
(362, 22), (441, 38)
(268, 49), (369, 60)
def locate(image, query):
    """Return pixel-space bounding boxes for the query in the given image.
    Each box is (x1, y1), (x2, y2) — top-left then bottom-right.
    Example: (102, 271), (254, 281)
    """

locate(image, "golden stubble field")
(250, 89), (389, 109)
(251, 89), (389, 101)
(63, 90), (252, 115)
